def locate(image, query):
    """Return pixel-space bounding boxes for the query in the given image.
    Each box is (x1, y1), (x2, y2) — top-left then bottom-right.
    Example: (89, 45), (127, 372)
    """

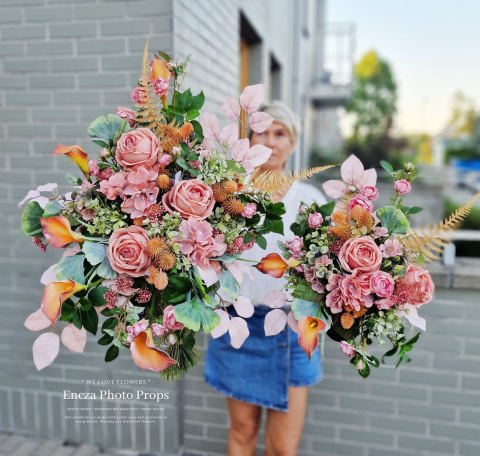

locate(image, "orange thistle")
(146, 237), (168, 259)
(146, 266), (168, 290)
(341, 312), (355, 329)
(351, 205), (374, 231)
(330, 211), (353, 241)
(222, 197), (245, 215)
(178, 122), (194, 141)
(133, 217), (145, 227)
(224, 180), (238, 193)
(130, 330), (177, 372)
(50, 144), (89, 179)
(41, 279), (86, 327)
(297, 316), (327, 360)
(40, 216), (84, 248)
(254, 253), (300, 278)
(352, 307), (367, 319)
(211, 182), (228, 202)
(155, 250), (176, 271)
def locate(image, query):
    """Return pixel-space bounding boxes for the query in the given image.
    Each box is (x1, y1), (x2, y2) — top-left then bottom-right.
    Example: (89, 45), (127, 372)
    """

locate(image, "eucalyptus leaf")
(97, 255), (117, 279)
(87, 114), (130, 144)
(82, 241), (107, 266)
(42, 200), (62, 218)
(291, 298), (320, 321)
(54, 254), (86, 284)
(219, 269), (238, 299)
(174, 296), (220, 333)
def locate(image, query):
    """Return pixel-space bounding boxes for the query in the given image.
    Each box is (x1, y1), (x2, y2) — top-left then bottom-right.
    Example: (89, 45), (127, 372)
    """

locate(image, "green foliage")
(376, 206), (410, 234)
(82, 241), (107, 266)
(174, 296), (220, 333)
(54, 254), (86, 284)
(292, 280), (321, 304)
(291, 298), (320, 321)
(87, 114), (130, 147)
(21, 201), (44, 237)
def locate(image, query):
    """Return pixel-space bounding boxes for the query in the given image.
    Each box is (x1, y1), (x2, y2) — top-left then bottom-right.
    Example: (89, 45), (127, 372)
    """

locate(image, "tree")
(448, 90), (476, 137)
(344, 50), (397, 168)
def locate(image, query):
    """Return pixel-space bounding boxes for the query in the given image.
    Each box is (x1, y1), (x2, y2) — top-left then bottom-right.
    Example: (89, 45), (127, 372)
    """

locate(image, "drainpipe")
(292, 0), (304, 170)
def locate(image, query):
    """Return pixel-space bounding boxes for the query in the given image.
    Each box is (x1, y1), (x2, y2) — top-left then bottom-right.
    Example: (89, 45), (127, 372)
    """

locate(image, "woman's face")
(250, 121), (296, 171)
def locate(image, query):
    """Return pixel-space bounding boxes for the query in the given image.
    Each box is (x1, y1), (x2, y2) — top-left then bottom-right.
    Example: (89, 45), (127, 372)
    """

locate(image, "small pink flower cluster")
(241, 203), (257, 219)
(227, 235), (256, 255)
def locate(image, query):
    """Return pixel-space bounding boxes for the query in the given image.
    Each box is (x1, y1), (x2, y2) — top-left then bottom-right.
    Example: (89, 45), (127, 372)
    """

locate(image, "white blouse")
(240, 181), (327, 305)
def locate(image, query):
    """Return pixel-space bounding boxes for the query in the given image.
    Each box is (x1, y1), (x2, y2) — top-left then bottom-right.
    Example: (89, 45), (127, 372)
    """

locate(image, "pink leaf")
(196, 266), (219, 286)
(287, 310), (298, 333)
(37, 183), (58, 193)
(241, 144), (272, 173)
(61, 324), (87, 353)
(218, 123), (238, 147)
(25, 308), (52, 331)
(211, 309), (230, 338)
(40, 264), (58, 286)
(397, 305), (426, 331)
(264, 309), (287, 336)
(64, 245), (82, 257)
(200, 112), (221, 140)
(359, 168), (377, 189)
(249, 112), (274, 133)
(341, 155), (364, 185)
(231, 260), (253, 280)
(322, 180), (347, 199)
(223, 96), (241, 120)
(231, 138), (250, 162)
(263, 290), (287, 309)
(229, 317), (249, 348)
(233, 296), (254, 318)
(240, 84), (264, 114)
(32, 332), (60, 370)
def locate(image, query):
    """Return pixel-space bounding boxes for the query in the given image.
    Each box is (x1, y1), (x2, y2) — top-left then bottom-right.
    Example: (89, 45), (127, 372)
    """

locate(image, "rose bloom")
(163, 179), (215, 220)
(370, 271), (395, 298)
(158, 154), (172, 166)
(163, 305), (184, 331)
(241, 203), (257, 219)
(308, 212), (323, 228)
(299, 205), (308, 214)
(340, 341), (356, 357)
(380, 238), (403, 258)
(116, 127), (163, 171)
(107, 225), (152, 277)
(394, 179), (411, 195)
(131, 87), (147, 104)
(288, 237), (303, 255)
(151, 323), (166, 338)
(398, 264), (435, 306)
(348, 194), (373, 213)
(88, 159), (99, 176)
(97, 167), (114, 180)
(361, 186), (379, 201)
(172, 217), (227, 270)
(116, 106), (136, 127)
(153, 77), (169, 97)
(338, 236), (383, 274)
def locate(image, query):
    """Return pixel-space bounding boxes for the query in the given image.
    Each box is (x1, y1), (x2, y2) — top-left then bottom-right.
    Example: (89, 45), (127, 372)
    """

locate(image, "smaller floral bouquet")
(255, 155), (479, 377)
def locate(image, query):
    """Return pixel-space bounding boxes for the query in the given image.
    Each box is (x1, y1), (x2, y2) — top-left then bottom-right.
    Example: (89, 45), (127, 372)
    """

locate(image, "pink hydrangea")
(361, 186), (379, 201)
(315, 254), (333, 266)
(153, 77), (169, 97)
(288, 237), (303, 255)
(394, 179), (411, 195)
(81, 208), (96, 221)
(121, 166), (160, 219)
(348, 194), (373, 213)
(116, 106), (136, 127)
(373, 226), (389, 238)
(99, 171), (129, 200)
(241, 203), (257, 219)
(308, 212), (323, 228)
(340, 341), (356, 357)
(88, 159), (99, 176)
(325, 272), (373, 314)
(163, 305), (183, 331)
(370, 270), (395, 298)
(380, 238), (403, 258)
(172, 217), (227, 270)
(98, 168), (114, 180)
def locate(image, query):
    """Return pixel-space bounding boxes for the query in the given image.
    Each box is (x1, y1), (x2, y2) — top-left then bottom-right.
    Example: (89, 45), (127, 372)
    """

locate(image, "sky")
(327, 0), (480, 136)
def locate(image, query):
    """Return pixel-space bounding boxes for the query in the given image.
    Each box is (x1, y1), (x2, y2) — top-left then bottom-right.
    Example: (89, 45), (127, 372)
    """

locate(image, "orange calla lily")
(254, 253), (300, 278)
(151, 55), (172, 81)
(130, 331), (178, 372)
(51, 144), (89, 179)
(41, 279), (86, 327)
(297, 316), (327, 360)
(41, 216), (84, 248)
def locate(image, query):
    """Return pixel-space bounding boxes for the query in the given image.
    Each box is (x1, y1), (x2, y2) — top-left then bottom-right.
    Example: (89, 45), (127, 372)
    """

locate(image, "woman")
(204, 101), (327, 456)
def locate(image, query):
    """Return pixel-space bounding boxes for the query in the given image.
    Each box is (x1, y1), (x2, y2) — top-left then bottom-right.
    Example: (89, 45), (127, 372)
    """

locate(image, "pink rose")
(308, 213), (323, 228)
(398, 265), (434, 306)
(340, 341), (356, 357)
(163, 305), (184, 331)
(241, 203), (257, 219)
(299, 205), (308, 214)
(338, 237), (382, 275)
(98, 168), (114, 180)
(151, 323), (166, 338)
(394, 179), (411, 195)
(107, 225), (152, 277)
(116, 128), (163, 171)
(158, 154), (172, 166)
(370, 271), (395, 298)
(88, 159), (99, 176)
(131, 87), (147, 104)
(100, 148), (110, 158)
(172, 217), (227, 270)
(153, 77), (169, 97)
(288, 237), (303, 255)
(361, 186), (378, 201)
(116, 106), (136, 127)
(163, 179), (215, 220)
(348, 194), (373, 213)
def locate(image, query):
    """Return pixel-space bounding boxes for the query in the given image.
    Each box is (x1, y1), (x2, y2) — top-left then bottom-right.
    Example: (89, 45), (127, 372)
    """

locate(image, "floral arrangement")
(255, 155), (479, 377)
(19, 45), (300, 380)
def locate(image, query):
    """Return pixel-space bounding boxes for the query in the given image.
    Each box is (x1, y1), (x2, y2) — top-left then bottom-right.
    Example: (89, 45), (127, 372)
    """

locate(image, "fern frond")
(404, 191), (480, 262)
(134, 41), (165, 137)
(251, 165), (336, 193)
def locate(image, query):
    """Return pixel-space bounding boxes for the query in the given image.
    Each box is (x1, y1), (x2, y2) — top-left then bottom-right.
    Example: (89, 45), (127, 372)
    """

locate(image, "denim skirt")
(204, 305), (324, 412)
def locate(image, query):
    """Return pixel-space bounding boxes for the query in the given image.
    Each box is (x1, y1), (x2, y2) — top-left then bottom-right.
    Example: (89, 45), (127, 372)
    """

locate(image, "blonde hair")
(247, 100), (301, 143)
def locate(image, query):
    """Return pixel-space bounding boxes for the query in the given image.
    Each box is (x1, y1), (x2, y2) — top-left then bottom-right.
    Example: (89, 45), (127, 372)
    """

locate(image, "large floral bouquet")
(255, 155), (479, 377)
(20, 45), (289, 380)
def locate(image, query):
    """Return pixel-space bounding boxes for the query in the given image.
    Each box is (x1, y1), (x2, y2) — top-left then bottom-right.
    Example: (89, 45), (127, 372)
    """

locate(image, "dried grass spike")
(341, 312), (355, 329)
(223, 197), (245, 215)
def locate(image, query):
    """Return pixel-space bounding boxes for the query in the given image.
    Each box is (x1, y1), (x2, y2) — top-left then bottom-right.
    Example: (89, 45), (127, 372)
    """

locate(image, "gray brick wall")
(2, 1), (479, 456)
